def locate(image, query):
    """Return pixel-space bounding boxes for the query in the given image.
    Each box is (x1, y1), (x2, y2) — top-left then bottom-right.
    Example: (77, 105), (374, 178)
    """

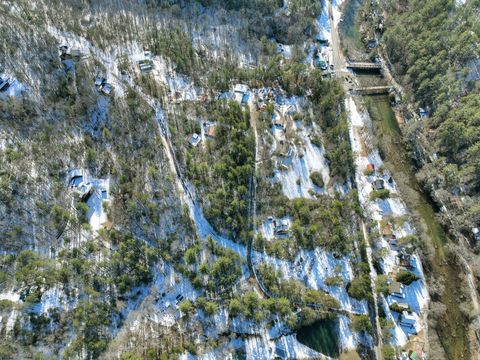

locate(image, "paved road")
(328, 2), (383, 359)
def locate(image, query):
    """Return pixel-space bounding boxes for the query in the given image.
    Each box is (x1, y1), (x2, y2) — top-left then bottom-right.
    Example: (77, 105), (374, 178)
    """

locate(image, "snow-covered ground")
(273, 128), (330, 199)
(86, 177), (110, 231)
(346, 95), (429, 347)
(0, 291), (20, 302)
(68, 169), (110, 232)
(332, 0), (345, 28)
(269, 96), (331, 199)
(316, 1), (332, 45)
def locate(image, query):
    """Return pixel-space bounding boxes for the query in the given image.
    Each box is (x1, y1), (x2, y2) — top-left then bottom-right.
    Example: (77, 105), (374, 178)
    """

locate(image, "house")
(74, 182), (94, 202)
(138, 59), (153, 73)
(68, 169), (85, 186)
(205, 125), (216, 138)
(389, 281), (404, 298)
(95, 76), (106, 87)
(273, 218), (290, 236)
(94, 77), (113, 95)
(204, 122), (217, 138)
(399, 311), (418, 329)
(272, 111), (286, 130)
(188, 133), (202, 147)
(374, 178), (385, 190)
(233, 84), (249, 104)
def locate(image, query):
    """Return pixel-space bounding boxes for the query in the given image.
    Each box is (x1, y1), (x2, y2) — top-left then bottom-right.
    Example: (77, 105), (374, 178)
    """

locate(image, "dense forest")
(382, 0), (480, 240)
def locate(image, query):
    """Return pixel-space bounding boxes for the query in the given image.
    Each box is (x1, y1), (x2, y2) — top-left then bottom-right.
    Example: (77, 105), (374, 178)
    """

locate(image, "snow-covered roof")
(188, 133), (201, 147)
(234, 84), (248, 94)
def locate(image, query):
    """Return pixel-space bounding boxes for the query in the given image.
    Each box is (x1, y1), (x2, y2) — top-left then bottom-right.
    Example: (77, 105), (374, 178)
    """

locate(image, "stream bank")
(339, 0), (473, 358)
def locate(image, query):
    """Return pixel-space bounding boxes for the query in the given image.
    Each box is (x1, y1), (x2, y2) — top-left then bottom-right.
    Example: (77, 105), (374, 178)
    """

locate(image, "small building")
(419, 107), (428, 118)
(71, 49), (81, 58)
(399, 311), (418, 328)
(188, 133), (202, 147)
(374, 178), (385, 190)
(234, 84), (248, 94)
(94, 77), (113, 95)
(68, 169), (84, 186)
(389, 281), (404, 298)
(366, 163), (375, 173)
